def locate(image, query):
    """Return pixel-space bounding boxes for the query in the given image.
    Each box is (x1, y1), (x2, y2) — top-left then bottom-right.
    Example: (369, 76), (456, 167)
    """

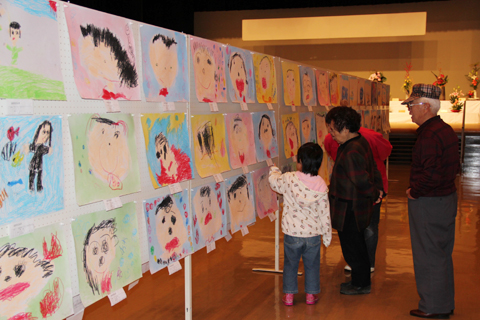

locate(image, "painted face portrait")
(229, 53), (248, 100)
(259, 116), (274, 151)
(286, 70), (296, 104)
(231, 116), (249, 164)
(9, 25), (21, 47)
(149, 35), (178, 90)
(87, 117), (130, 190)
(227, 175), (252, 230)
(194, 48), (216, 101)
(193, 186), (222, 241)
(285, 122), (299, 156)
(155, 133), (178, 180)
(302, 73), (313, 104)
(257, 174), (273, 209)
(301, 119), (311, 142)
(80, 36), (120, 86)
(330, 75), (338, 104)
(36, 123), (51, 145)
(155, 197), (188, 258)
(259, 57), (271, 92)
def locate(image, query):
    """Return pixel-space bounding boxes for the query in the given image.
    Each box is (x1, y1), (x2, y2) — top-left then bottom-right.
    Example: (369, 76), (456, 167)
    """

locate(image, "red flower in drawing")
(39, 278), (63, 318)
(43, 233), (63, 261)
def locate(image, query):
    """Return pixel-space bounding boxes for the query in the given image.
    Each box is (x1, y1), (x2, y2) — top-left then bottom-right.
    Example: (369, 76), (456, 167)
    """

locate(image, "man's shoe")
(282, 293), (294, 306)
(306, 293), (318, 305)
(340, 284), (371, 295)
(340, 281), (351, 289)
(410, 309), (450, 319)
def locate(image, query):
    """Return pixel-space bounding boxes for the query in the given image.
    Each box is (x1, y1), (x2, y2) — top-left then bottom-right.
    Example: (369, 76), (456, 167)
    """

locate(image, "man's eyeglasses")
(407, 102), (428, 111)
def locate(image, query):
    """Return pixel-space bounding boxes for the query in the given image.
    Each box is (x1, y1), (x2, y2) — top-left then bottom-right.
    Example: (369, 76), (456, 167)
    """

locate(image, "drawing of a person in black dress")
(27, 121), (53, 192)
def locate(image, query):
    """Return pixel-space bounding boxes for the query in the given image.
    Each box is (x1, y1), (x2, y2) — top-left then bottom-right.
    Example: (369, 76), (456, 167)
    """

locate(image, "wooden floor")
(84, 165), (480, 320)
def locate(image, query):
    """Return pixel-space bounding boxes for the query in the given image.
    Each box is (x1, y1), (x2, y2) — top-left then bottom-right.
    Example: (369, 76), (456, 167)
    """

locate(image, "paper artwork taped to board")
(141, 113), (193, 188)
(329, 72), (339, 106)
(225, 113), (256, 169)
(72, 202), (141, 307)
(281, 113), (300, 159)
(371, 82), (378, 106)
(363, 110), (371, 129)
(0, 116), (63, 226)
(251, 166), (278, 219)
(143, 191), (194, 274)
(315, 112), (330, 185)
(190, 36), (226, 103)
(281, 61), (301, 107)
(357, 78), (365, 107)
(315, 69), (330, 107)
(226, 46), (255, 104)
(191, 114), (230, 178)
(299, 112), (316, 144)
(252, 111), (278, 162)
(339, 74), (349, 106)
(371, 109), (383, 133)
(252, 53), (277, 103)
(299, 66), (316, 107)
(226, 173), (255, 234)
(0, 224), (72, 320)
(364, 80), (372, 106)
(0, 0), (66, 100)
(64, 3), (140, 100)
(385, 85), (390, 107)
(68, 114), (141, 206)
(191, 182), (227, 251)
(349, 76), (357, 107)
(140, 25), (188, 102)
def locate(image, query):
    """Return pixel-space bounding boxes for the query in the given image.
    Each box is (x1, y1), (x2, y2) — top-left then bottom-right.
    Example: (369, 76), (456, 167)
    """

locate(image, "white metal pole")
(185, 255), (192, 320)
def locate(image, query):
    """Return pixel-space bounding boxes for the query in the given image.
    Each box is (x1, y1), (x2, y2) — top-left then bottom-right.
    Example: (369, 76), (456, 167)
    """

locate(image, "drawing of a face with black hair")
(196, 121), (215, 161)
(259, 114), (275, 158)
(155, 133), (178, 180)
(7, 21), (22, 66)
(155, 196), (187, 262)
(193, 186), (222, 242)
(0, 244), (54, 317)
(286, 69), (296, 105)
(285, 121), (299, 157)
(227, 175), (253, 231)
(87, 115), (130, 190)
(149, 34), (178, 95)
(79, 24), (138, 97)
(26, 121), (53, 192)
(230, 115), (249, 165)
(193, 46), (216, 102)
(301, 118), (311, 143)
(83, 219), (117, 295)
(302, 73), (313, 105)
(229, 53), (248, 101)
(317, 71), (329, 106)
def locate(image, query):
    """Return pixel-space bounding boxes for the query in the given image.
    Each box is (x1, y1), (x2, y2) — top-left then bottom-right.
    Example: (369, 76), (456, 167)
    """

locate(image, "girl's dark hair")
(258, 114), (275, 139)
(325, 106), (361, 133)
(32, 120), (53, 147)
(297, 142), (323, 176)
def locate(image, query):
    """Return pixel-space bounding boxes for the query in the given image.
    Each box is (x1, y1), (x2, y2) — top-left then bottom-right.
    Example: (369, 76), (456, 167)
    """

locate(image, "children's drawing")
(364, 80), (372, 106)
(191, 114), (230, 178)
(385, 85), (390, 107)
(226, 173), (255, 233)
(299, 66), (316, 107)
(192, 182), (226, 251)
(357, 78), (364, 107)
(281, 61), (301, 107)
(349, 76), (357, 107)
(252, 53), (277, 103)
(363, 110), (371, 129)
(68, 114), (141, 206)
(281, 113), (300, 159)
(0, 116), (63, 226)
(225, 113), (256, 169)
(315, 112), (330, 184)
(0, 0), (66, 100)
(371, 82), (378, 106)
(140, 25), (188, 102)
(143, 191), (193, 274)
(251, 167), (278, 219)
(141, 113), (193, 188)
(329, 72), (339, 106)
(299, 112), (316, 144)
(374, 109), (383, 133)
(381, 83), (387, 106)
(64, 4), (140, 100)
(0, 224), (72, 320)
(340, 74), (349, 106)
(72, 202), (141, 307)
(190, 36), (226, 103)
(315, 69), (330, 107)
(252, 111), (279, 162)
(226, 46), (255, 103)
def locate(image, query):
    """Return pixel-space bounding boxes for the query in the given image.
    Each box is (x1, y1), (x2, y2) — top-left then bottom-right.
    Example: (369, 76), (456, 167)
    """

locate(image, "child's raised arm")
(268, 166), (287, 195)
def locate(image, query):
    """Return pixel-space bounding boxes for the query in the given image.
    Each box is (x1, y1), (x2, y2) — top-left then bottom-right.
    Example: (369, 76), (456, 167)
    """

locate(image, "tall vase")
(440, 86), (446, 100)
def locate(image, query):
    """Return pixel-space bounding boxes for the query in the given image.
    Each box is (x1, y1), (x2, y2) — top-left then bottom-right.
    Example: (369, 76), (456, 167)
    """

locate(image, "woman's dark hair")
(297, 142), (323, 176)
(325, 106), (361, 133)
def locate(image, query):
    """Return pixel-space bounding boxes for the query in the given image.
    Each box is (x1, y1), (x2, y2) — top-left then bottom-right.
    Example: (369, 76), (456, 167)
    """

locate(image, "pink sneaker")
(282, 293), (294, 306)
(306, 293), (318, 305)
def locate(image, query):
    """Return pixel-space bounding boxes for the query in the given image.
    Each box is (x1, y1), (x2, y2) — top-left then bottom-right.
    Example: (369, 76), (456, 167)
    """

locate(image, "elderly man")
(402, 84), (460, 319)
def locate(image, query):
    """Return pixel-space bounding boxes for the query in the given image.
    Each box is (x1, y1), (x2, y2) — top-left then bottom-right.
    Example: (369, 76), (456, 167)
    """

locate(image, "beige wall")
(194, 0), (480, 100)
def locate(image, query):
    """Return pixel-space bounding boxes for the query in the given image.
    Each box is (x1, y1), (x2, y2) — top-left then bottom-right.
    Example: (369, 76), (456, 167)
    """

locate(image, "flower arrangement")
(432, 69), (448, 87)
(468, 91), (474, 98)
(368, 71), (387, 83)
(449, 86), (464, 112)
(402, 62), (413, 95)
(465, 63), (479, 99)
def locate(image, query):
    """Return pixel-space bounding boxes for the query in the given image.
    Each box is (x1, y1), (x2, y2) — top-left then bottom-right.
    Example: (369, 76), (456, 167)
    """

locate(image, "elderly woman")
(325, 106), (383, 295)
